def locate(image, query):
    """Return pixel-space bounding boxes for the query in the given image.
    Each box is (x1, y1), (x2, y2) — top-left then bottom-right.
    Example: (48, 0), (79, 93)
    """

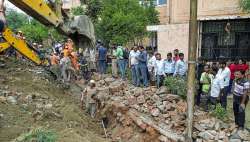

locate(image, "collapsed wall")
(90, 73), (250, 142)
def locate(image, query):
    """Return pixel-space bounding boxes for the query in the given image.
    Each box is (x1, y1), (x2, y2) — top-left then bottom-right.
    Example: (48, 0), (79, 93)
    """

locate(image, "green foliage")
(21, 128), (57, 142)
(95, 0), (159, 45)
(240, 0), (250, 12)
(5, 9), (29, 30)
(85, 0), (103, 22)
(6, 10), (64, 43)
(71, 6), (86, 16)
(164, 76), (187, 99)
(212, 104), (228, 120)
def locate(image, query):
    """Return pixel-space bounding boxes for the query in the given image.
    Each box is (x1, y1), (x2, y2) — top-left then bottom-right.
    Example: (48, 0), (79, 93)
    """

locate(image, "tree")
(95, 0), (159, 45)
(71, 6), (85, 16)
(85, 0), (103, 22)
(5, 9), (29, 30)
(6, 10), (64, 44)
(241, 0), (250, 12)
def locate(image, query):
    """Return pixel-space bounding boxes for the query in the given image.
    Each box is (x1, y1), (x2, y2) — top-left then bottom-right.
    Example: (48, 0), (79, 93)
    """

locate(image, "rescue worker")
(67, 38), (74, 53)
(60, 50), (72, 83)
(81, 80), (98, 118)
(70, 51), (80, 71)
(50, 52), (60, 66)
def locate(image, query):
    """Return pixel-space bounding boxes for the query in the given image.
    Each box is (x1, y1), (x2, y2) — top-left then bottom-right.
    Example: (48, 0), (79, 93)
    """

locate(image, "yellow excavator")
(0, 0), (95, 65)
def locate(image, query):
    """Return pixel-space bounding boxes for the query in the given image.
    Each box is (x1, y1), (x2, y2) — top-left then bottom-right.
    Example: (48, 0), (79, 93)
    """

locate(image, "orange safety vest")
(71, 52), (79, 70)
(50, 54), (59, 65)
(68, 41), (74, 53)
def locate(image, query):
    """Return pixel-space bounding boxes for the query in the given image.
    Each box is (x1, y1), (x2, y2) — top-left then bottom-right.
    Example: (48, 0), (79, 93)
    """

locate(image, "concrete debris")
(92, 75), (248, 142)
(7, 96), (17, 105)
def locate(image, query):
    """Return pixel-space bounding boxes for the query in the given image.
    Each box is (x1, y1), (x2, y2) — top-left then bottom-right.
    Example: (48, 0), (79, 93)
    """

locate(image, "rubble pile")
(93, 75), (250, 142)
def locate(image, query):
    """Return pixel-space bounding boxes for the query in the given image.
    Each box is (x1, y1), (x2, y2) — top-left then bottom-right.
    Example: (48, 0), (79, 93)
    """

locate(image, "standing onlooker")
(115, 46), (126, 80)
(209, 69), (223, 110)
(147, 52), (157, 83)
(174, 53), (187, 77)
(196, 57), (206, 106)
(111, 44), (118, 78)
(97, 43), (107, 74)
(216, 61), (231, 109)
(173, 49), (180, 62)
(232, 70), (249, 130)
(129, 46), (140, 86)
(228, 59), (238, 94)
(164, 53), (175, 76)
(123, 47), (129, 69)
(136, 46), (149, 87)
(237, 59), (249, 72)
(200, 65), (214, 110)
(211, 62), (219, 75)
(154, 53), (165, 88)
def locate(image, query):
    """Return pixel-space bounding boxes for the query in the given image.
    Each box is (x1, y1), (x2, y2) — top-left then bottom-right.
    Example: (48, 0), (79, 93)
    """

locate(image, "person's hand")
(239, 104), (245, 113)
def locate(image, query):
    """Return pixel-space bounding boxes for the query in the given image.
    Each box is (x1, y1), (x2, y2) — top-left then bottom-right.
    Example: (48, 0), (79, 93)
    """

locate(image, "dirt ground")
(0, 58), (109, 142)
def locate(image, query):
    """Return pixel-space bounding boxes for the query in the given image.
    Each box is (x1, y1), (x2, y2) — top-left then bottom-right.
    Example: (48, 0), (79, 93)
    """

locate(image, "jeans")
(118, 59), (126, 79)
(112, 59), (118, 77)
(131, 64), (140, 86)
(220, 86), (229, 109)
(87, 103), (96, 118)
(233, 95), (249, 127)
(98, 60), (106, 74)
(156, 75), (164, 88)
(228, 79), (234, 95)
(139, 64), (148, 87)
(196, 83), (203, 106)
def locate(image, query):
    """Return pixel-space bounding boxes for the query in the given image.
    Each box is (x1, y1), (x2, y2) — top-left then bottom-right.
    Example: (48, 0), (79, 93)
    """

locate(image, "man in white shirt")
(154, 53), (165, 88)
(147, 52), (157, 82)
(216, 61), (231, 109)
(129, 46), (140, 86)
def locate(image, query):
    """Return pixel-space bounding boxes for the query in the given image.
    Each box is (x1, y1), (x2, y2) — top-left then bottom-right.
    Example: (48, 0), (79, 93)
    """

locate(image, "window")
(157, 0), (167, 5)
(201, 20), (250, 61)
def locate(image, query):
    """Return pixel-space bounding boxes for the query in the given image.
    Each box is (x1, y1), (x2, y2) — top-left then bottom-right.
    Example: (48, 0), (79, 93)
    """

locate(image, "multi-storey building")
(148, 0), (250, 61)
(62, 0), (81, 11)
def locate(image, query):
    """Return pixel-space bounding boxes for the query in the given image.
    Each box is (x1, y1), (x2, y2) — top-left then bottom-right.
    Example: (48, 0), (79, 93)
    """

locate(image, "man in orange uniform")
(71, 51), (80, 71)
(50, 52), (60, 66)
(67, 38), (74, 53)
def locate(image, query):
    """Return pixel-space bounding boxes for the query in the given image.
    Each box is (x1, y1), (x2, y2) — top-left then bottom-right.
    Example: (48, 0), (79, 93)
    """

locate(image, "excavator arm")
(0, 0), (95, 65)
(1, 28), (44, 65)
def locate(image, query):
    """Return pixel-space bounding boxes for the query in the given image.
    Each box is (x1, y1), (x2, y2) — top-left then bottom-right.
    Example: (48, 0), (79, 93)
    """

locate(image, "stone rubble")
(0, 74), (249, 142)
(94, 77), (250, 142)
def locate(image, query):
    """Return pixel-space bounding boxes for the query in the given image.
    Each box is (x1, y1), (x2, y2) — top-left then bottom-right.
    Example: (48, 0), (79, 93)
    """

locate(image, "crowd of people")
(196, 58), (249, 130)
(84, 41), (250, 130)
(96, 43), (188, 88)
(2, 34), (249, 130)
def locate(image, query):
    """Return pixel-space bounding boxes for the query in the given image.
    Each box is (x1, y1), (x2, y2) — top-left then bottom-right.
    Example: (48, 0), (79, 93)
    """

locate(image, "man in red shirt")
(228, 60), (238, 94)
(237, 59), (249, 72)
(173, 49), (180, 62)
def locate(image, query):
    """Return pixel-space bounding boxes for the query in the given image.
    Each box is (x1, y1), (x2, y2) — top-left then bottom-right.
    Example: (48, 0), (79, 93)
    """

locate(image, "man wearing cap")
(81, 80), (98, 118)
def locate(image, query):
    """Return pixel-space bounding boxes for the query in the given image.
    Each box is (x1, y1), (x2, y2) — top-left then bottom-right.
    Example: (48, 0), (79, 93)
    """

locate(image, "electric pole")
(186, 0), (198, 141)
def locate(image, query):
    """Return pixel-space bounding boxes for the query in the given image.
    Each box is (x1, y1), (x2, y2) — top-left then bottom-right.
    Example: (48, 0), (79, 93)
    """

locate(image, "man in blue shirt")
(136, 46), (149, 87)
(98, 43), (107, 74)
(174, 53), (187, 77)
(164, 53), (175, 76)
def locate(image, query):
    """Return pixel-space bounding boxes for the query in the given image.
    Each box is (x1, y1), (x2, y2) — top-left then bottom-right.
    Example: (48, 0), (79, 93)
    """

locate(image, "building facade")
(62, 0), (81, 10)
(150, 0), (250, 61)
